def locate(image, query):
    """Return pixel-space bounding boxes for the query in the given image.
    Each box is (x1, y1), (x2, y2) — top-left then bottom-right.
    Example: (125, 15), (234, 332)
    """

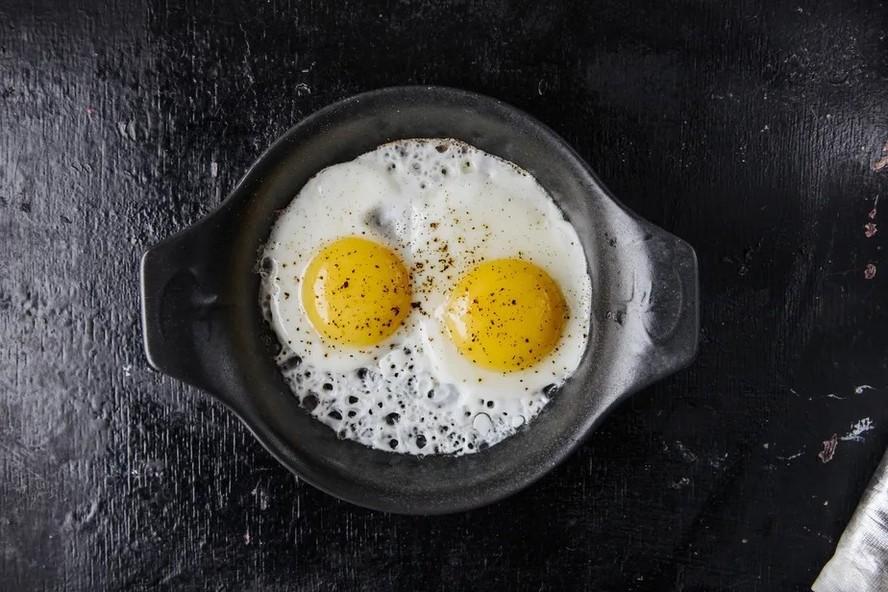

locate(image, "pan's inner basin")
(259, 139), (591, 456)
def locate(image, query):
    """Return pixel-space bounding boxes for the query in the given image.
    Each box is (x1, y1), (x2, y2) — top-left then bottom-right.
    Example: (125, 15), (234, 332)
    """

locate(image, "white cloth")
(813, 449), (888, 592)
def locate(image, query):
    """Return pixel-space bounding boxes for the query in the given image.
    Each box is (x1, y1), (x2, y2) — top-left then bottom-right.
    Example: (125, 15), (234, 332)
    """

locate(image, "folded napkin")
(813, 448), (888, 591)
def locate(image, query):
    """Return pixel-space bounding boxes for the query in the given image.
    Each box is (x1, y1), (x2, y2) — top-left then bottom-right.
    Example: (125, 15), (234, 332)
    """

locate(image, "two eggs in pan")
(260, 139), (591, 456)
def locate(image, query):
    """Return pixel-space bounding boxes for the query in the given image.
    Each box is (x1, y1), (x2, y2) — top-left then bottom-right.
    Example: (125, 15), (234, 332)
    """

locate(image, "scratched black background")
(3, 0), (888, 590)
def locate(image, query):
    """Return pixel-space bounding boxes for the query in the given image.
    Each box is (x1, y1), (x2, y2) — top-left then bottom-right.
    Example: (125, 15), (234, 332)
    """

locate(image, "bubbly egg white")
(260, 139), (592, 455)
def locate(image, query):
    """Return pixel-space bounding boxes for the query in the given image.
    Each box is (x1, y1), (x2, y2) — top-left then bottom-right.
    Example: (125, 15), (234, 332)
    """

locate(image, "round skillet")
(140, 86), (699, 515)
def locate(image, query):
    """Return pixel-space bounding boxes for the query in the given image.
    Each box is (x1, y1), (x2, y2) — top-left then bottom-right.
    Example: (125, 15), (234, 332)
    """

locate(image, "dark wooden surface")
(3, 1), (888, 590)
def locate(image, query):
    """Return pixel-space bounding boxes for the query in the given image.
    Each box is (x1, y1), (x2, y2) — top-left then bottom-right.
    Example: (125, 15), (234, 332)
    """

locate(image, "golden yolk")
(443, 259), (568, 372)
(301, 236), (411, 346)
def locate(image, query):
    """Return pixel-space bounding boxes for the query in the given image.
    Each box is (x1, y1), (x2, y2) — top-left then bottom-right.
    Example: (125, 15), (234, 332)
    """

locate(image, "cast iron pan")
(140, 86), (699, 515)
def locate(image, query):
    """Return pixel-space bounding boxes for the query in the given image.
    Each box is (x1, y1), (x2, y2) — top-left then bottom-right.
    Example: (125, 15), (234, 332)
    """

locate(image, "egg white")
(260, 139), (591, 455)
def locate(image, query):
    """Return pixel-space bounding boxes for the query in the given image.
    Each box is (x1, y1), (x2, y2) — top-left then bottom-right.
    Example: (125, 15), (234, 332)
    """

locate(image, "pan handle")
(140, 222), (225, 393)
(630, 226), (700, 391)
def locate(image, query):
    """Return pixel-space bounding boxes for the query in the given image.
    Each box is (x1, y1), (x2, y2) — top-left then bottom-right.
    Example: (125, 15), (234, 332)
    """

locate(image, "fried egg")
(260, 139), (591, 455)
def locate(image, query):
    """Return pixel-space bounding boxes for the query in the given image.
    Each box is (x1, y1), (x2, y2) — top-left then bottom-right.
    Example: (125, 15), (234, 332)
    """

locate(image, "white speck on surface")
(823, 500), (829, 506)
(742, 538), (748, 544)
(708, 452), (729, 469)
(295, 82), (311, 96)
(762, 443), (770, 449)
(854, 384), (875, 394)
(251, 480), (269, 510)
(777, 449), (805, 462)
(825, 393), (845, 400)
(123, 364), (132, 377)
(210, 161), (218, 178)
(674, 440), (698, 463)
(669, 477), (691, 490)
(840, 418), (875, 442)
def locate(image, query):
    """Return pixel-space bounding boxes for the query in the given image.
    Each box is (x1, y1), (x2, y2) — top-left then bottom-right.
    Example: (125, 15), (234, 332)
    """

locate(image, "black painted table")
(2, 1), (887, 590)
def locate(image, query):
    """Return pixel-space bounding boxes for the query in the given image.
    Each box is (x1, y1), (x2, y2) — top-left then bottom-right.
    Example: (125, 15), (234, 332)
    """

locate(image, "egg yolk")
(301, 236), (411, 346)
(443, 259), (568, 372)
